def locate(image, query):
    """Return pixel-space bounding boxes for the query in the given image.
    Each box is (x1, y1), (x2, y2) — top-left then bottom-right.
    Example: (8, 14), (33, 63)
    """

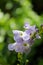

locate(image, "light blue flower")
(8, 22), (41, 53)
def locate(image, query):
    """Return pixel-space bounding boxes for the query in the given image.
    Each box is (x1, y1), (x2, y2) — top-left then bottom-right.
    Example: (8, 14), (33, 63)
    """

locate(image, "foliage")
(0, 0), (43, 65)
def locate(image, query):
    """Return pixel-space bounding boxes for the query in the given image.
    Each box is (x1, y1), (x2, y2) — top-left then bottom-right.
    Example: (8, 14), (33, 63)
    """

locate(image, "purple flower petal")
(36, 34), (41, 39)
(8, 43), (16, 51)
(22, 32), (30, 41)
(24, 22), (31, 29)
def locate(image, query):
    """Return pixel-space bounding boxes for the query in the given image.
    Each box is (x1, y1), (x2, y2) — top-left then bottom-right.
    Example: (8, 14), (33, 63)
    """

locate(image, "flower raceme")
(8, 22), (41, 53)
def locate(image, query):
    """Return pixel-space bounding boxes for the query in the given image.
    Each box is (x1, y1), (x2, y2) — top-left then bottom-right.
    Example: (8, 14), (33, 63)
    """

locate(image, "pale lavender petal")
(13, 43), (24, 53)
(22, 32), (30, 41)
(25, 25), (37, 35)
(14, 36), (23, 43)
(30, 25), (36, 33)
(12, 30), (19, 35)
(24, 22), (31, 29)
(31, 25), (36, 30)
(8, 43), (16, 51)
(25, 29), (32, 35)
(36, 34), (41, 39)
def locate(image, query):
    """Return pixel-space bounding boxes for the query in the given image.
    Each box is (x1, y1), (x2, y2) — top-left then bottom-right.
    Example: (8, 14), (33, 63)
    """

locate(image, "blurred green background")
(0, 0), (43, 65)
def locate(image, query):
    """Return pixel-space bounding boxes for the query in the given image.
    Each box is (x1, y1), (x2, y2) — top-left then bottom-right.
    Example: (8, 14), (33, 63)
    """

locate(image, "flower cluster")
(8, 22), (41, 53)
